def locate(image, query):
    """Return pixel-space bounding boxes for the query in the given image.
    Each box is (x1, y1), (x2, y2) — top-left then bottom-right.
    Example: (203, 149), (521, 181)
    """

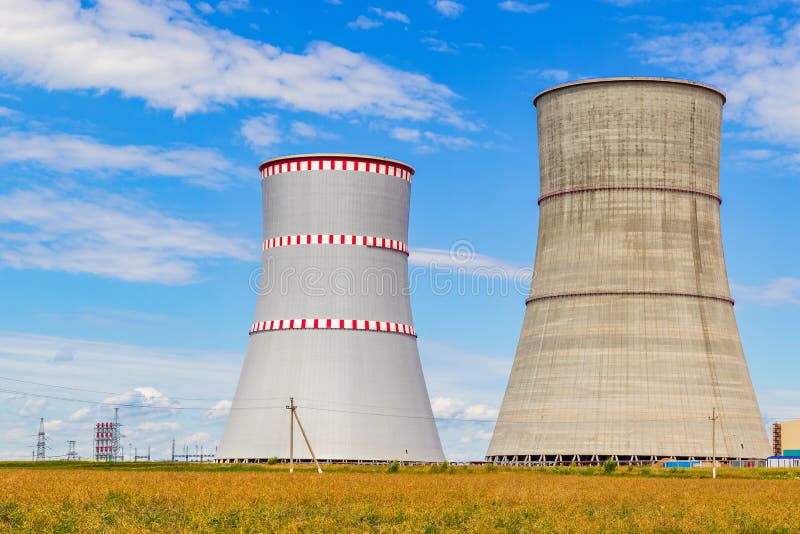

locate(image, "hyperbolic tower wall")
(487, 78), (771, 463)
(217, 154), (444, 463)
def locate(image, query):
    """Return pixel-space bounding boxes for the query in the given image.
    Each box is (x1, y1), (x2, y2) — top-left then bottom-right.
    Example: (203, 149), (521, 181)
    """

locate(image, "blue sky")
(1, 0), (799, 461)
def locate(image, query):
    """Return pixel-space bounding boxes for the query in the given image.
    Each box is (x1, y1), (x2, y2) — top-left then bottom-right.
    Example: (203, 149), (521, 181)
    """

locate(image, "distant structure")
(772, 420), (800, 457)
(217, 154), (444, 463)
(172, 439), (214, 462)
(94, 408), (122, 462)
(488, 78), (771, 464)
(66, 440), (78, 461)
(35, 417), (46, 461)
(133, 446), (151, 462)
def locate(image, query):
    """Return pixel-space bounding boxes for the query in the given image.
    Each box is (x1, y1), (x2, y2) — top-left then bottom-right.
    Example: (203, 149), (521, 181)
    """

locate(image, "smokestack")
(217, 154), (444, 463)
(488, 78), (770, 463)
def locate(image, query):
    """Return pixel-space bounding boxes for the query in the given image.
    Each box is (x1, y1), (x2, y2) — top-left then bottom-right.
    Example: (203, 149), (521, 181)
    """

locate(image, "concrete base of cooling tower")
(487, 295), (771, 461)
(216, 330), (445, 464)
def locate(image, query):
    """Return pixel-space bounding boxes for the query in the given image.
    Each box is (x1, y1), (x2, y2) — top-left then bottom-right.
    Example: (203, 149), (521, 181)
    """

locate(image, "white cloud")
(390, 127), (422, 142)
(196, 2), (214, 15)
(368, 7), (410, 24)
(411, 247), (532, 281)
(390, 127), (484, 152)
(240, 115), (338, 151)
(290, 121), (336, 140)
(735, 149), (779, 161)
(459, 429), (493, 443)
(0, 131), (241, 189)
(0, 188), (252, 284)
(0, 0), (469, 127)
(45, 419), (67, 432)
(137, 421), (180, 432)
(633, 17), (800, 148)
(540, 68), (570, 82)
(430, 397), (498, 421)
(19, 398), (48, 416)
(205, 399), (232, 420)
(216, 0), (250, 14)
(758, 388), (800, 423)
(421, 37), (458, 54)
(347, 15), (383, 30)
(420, 131), (475, 150)
(498, 1), (549, 14)
(432, 0), (464, 18)
(734, 277), (800, 305)
(68, 406), (92, 422)
(0, 106), (15, 117)
(103, 387), (177, 409)
(240, 113), (281, 150)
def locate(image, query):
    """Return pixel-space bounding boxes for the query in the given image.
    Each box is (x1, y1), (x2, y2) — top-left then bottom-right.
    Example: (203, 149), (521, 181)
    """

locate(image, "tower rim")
(259, 153), (415, 175)
(532, 77), (726, 107)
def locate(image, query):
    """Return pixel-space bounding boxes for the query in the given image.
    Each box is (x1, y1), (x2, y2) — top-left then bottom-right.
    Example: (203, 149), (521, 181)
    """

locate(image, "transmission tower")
(35, 418), (46, 461)
(112, 408), (122, 462)
(66, 440), (77, 461)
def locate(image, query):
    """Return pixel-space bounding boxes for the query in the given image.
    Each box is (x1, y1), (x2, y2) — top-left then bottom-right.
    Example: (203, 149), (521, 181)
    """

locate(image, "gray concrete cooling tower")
(487, 78), (771, 464)
(217, 154), (444, 463)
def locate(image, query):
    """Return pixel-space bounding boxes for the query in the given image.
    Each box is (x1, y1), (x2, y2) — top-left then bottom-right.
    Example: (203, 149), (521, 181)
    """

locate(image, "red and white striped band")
(260, 156), (413, 183)
(249, 319), (416, 337)
(263, 234), (408, 255)
(538, 186), (722, 205)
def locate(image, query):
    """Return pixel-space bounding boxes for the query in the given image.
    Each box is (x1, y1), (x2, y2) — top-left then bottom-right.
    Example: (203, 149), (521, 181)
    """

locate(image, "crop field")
(1, 463), (800, 532)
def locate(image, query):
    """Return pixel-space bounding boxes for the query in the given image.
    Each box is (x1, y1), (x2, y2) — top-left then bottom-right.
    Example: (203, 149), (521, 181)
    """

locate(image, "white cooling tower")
(217, 154), (444, 463)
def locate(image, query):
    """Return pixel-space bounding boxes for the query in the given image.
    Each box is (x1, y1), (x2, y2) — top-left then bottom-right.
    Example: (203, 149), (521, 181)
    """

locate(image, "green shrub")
(485, 463), (497, 473)
(266, 457), (279, 465)
(603, 458), (618, 474)
(387, 461), (400, 473)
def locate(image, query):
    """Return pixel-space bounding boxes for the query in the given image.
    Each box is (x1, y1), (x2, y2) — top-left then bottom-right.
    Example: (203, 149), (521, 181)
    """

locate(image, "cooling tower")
(487, 78), (771, 464)
(217, 154), (444, 463)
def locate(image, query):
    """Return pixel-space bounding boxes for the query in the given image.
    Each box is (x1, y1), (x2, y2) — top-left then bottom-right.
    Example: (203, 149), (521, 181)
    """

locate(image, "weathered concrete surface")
(488, 79), (771, 461)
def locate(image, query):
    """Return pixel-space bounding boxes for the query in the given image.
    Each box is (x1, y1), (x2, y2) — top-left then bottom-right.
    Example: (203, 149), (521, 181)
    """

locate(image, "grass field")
(2, 462), (800, 532)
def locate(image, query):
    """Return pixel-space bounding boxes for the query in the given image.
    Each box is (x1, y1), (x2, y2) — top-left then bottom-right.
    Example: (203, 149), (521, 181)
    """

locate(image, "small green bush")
(485, 463), (497, 473)
(603, 458), (618, 474)
(266, 457), (279, 465)
(387, 461), (400, 473)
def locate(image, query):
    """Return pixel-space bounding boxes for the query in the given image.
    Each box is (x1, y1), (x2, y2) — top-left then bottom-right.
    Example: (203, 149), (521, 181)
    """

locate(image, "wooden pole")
(294, 410), (323, 474)
(290, 398), (295, 474)
(710, 407), (718, 479)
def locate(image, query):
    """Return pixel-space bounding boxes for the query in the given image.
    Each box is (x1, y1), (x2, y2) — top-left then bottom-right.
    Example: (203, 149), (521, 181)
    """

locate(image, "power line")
(0, 375), (221, 401)
(3, 383), (795, 425)
(0, 386), (496, 422)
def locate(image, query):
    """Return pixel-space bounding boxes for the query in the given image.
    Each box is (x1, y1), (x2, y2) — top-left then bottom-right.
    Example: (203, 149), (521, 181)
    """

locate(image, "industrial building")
(772, 420), (800, 456)
(217, 154), (444, 463)
(487, 78), (771, 464)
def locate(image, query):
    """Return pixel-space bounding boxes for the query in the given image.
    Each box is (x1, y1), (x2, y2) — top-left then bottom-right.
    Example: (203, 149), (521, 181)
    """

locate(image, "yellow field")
(1, 464), (800, 532)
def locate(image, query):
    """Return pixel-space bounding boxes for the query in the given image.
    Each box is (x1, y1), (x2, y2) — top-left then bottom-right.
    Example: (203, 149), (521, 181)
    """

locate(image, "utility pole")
(709, 407), (719, 479)
(171, 438), (176, 462)
(287, 397), (295, 473)
(36, 418), (46, 461)
(286, 397), (322, 474)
